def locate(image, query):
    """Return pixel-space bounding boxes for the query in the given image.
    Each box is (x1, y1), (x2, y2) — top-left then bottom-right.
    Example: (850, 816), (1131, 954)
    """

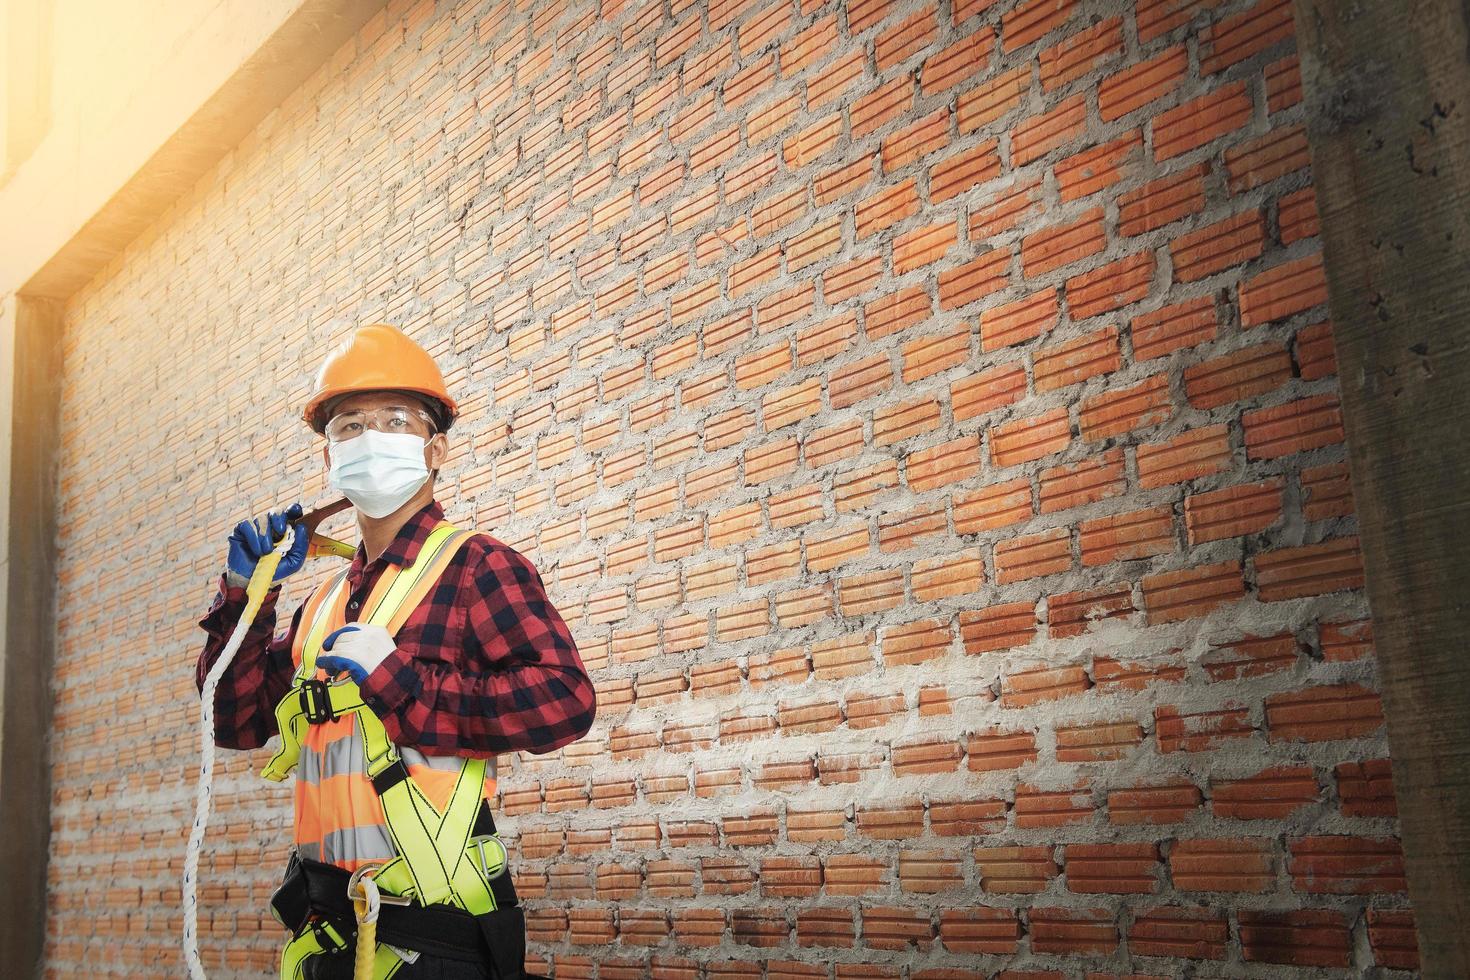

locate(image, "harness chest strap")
(262, 522), (506, 915)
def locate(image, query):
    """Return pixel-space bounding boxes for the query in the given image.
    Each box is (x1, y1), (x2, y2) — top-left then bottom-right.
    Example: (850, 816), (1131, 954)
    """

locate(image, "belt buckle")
(299, 678), (336, 724)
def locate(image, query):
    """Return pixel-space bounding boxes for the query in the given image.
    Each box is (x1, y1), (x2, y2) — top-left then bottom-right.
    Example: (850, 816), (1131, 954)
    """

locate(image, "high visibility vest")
(260, 521), (509, 917)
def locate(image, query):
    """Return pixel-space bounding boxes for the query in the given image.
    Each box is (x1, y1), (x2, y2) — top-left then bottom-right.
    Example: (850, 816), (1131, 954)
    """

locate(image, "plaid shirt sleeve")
(358, 537), (597, 758)
(194, 572), (303, 749)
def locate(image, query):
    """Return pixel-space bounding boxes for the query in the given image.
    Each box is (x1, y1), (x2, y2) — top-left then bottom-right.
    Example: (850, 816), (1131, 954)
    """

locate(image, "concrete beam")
(1290, 1), (1470, 974)
(0, 293), (64, 978)
(0, 0), (389, 299)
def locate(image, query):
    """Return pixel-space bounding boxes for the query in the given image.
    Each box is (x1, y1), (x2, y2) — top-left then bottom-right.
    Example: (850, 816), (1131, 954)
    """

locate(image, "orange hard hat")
(302, 323), (459, 434)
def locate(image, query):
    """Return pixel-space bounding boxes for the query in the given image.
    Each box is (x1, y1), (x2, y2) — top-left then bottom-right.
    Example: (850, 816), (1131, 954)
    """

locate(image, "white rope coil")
(183, 525), (298, 980)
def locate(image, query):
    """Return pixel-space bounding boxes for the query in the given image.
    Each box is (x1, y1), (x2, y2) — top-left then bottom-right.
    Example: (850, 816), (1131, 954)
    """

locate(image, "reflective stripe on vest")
(260, 522), (506, 914)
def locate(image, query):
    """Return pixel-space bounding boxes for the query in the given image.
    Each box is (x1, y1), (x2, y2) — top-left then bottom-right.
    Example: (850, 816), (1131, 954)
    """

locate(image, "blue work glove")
(317, 623), (397, 684)
(225, 502), (309, 589)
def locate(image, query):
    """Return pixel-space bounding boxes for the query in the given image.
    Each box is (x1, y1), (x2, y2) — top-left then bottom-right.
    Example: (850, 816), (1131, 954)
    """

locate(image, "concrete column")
(0, 291), (64, 978)
(1290, 2), (1470, 974)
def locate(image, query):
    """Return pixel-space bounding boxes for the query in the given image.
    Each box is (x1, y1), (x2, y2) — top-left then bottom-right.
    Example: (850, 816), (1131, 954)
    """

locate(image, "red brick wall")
(45, 0), (1416, 975)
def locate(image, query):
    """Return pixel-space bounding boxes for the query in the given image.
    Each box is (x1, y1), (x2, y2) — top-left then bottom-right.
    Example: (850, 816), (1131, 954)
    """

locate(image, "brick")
(960, 600), (1038, 654)
(931, 797), (1007, 835)
(1288, 836), (1406, 894)
(1155, 702), (1254, 753)
(732, 907), (790, 947)
(1065, 843), (1160, 893)
(1040, 18), (1123, 90)
(981, 287), (1059, 351)
(1048, 582), (1135, 638)
(995, 526), (1073, 583)
(931, 138), (1003, 203)
(1279, 185), (1320, 244)
(1243, 394), (1344, 458)
(1001, 0), (1078, 51)
(1015, 782), (1094, 828)
(974, 846), (1058, 893)
(1199, 627), (1300, 680)
(1366, 909), (1419, 971)
(1170, 837), (1275, 892)
(1201, 0), (1296, 75)
(1254, 536), (1365, 600)
(1238, 908), (1352, 968)
(823, 853), (885, 891)
(959, 64), (1030, 133)
(965, 727), (1039, 772)
(1078, 374), (1172, 440)
(860, 904), (935, 950)
(972, 173), (1044, 236)
(1002, 664), (1090, 707)
(990, 407), (1072, 467)
(1184, 478), (1285, 544)
(1225, 123), (1311, 193)
(1212, 766), (1319, 819)
(1128, 426), (1234, 490)
(1119, 160), (1208, 235)
(796, 905), (856, 947)
(1265, 683), (1384, 742)
(1170, 209), (1266, 281)
(1054, 130), (1141, 201)
(899, 849), (966, 893)
(1267, 53), (1303, 113)
(1128, 906), (1228, 959)
(1135, 0), (1229, 43)
(1152, 80), (1253, 160)
(1301, 460), (1353, 520)
(1092, 656), (1185, 691)
(923, 26), (995, 96)
(1319, 616), (1373, 662)
(1065, 251), (1154, 319)
(954, 476), (1033, 532)
(939, 248), (1012, 309)
(1131, 294), (1217, 360)
(1142, 559), (1244, 624)
(891, 736), (963, 775)
(1028, 907), (1117, 955)
(1099, 45), (1187, 121)
(1295, 320), (1338, 379)
(1335, 759), (1396, 817)
(952, 361), (1027, 420)
(1240, 252), (1328, 326)
(1054, 719), (1144, 762)
(1022, 207), (1106, 276)
(1039, 448), (1127, 512)
(938, 906), (1021, 954)
(1079, 505), (1174, 566)
(876, 10), (939, 72)
(1106, 781), (1202, 825)
(1033, 325), (1121, 391)
(1183, 341), (1293, 408)
(1012, 93), (1088, 166)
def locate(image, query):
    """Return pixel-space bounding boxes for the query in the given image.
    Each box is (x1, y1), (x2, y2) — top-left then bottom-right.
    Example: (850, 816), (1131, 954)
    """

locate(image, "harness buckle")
(300, 678), (336, 725)
(347, 861), (414, 908)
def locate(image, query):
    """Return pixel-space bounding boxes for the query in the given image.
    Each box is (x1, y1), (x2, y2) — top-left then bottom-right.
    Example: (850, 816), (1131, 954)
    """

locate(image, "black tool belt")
(271, 802), (528, 976)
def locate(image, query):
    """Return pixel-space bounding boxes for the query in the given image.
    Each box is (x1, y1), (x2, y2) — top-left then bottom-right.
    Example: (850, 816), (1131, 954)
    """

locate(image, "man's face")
(319, 390), (448, 477)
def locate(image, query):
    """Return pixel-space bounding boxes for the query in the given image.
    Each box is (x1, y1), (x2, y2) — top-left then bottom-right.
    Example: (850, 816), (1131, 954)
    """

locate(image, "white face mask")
(327, 429), (432, 519)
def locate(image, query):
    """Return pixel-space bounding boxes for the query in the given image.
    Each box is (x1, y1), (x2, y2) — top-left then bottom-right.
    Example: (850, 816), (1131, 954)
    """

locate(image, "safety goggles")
(324, 404), (438, 442)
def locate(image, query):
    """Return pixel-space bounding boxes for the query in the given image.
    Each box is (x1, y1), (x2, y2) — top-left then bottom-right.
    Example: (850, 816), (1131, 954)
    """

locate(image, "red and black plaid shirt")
(195, 499), (596, 758)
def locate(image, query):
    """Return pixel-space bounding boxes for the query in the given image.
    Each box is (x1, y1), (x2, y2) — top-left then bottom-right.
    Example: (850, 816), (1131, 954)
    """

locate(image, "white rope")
(183, 525), (298, 980)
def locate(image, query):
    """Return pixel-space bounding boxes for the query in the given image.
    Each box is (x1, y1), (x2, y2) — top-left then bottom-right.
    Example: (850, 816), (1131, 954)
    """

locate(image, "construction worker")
(195, 323), (594, 979)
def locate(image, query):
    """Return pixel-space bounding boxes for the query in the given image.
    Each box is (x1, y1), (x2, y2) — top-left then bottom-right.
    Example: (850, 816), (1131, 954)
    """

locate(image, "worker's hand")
(225, 502), (309, 588)
(317, 623), (397, 684)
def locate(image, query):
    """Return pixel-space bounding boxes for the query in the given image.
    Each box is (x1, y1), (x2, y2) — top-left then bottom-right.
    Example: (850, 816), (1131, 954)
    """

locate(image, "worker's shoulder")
(455, 528), (545, 580)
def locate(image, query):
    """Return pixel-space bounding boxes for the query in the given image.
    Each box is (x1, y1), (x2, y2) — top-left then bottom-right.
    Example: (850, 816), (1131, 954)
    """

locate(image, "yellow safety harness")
(264, 521), (511, 979)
